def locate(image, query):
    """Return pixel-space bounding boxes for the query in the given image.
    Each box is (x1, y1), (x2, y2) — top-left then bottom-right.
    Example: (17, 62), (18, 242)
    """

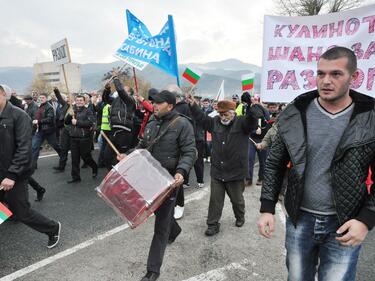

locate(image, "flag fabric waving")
(182, 67), (202, 85)
(241, 73), (255, 91)
(114, 10), (179, 82)
(0, 202), (12, 225)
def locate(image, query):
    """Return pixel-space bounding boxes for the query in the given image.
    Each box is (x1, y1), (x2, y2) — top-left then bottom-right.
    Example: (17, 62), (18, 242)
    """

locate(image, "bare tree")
(275, 0), (363, 16)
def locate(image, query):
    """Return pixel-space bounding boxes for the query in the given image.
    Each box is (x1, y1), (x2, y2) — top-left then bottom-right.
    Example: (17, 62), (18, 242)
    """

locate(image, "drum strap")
(146, 116), (182, 152)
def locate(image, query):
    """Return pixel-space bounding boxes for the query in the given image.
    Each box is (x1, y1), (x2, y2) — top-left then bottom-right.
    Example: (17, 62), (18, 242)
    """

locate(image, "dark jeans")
(248, 139), (267, 181)
(58, 127), (71, 169)
(104, 129), (133, 170)
(207, 178), (245, 226)
(0, 179), (58, 235)
(175, 186), (184, 207)
(194, 140), (205, 183)
(147, 190), (180, 274)
(286, 211), (361, 281)
(97, 131), (110, 167)
(70, 138), (98, 180)
(32, 130), (62, 167)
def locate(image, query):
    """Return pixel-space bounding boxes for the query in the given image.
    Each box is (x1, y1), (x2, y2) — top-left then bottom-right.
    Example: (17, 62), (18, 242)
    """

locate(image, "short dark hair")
(76, 94), (85, 100)
(320, 46), (357, 74)
(39, 93), (48, 98)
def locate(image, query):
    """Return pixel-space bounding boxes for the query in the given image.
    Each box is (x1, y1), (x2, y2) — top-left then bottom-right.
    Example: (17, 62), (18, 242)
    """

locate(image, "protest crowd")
(1, 6), (375, 281)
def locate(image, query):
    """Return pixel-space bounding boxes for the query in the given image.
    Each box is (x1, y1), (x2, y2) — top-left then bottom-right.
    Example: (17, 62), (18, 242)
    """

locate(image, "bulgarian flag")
(0, 202), (12, 225)
(182, 67), (202, 85)
(241, 73), (255, 91)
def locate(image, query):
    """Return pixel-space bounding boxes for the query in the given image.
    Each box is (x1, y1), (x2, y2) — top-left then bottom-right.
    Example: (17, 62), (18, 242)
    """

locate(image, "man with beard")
(188, 98), (260, 236)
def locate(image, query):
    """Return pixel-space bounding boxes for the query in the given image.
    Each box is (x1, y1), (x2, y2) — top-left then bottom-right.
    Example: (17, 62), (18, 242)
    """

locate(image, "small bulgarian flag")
(241, 73), (255, 91)
(182, 67), (202, 85)
(0, 202), (12, 225)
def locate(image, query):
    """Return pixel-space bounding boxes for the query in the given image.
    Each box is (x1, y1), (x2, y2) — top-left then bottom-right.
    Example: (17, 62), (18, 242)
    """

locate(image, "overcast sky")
(0, 0), (278, 67)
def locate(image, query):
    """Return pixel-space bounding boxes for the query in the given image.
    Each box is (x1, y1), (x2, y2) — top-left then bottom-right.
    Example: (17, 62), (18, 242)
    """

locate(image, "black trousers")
(147, 190), (180, 274)
(194, 140), (205, 183)
(207, 178), (245, 226)
(70, 138), (98, 180)
(28, 176), (44, 192)
(104, 129), (133, 170)
(58, 127), (71, 169)
(0, 179), (57, 235)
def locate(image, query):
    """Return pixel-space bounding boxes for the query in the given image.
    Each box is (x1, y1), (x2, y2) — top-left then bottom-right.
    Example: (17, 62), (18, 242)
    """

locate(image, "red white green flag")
(241, 73), (255, 91)
(182, 67), (202, 85)
(0, 202), (12, 225)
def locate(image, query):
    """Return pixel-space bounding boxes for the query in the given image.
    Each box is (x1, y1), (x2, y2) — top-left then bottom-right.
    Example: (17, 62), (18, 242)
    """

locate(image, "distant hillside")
(0, 59), (261, 97)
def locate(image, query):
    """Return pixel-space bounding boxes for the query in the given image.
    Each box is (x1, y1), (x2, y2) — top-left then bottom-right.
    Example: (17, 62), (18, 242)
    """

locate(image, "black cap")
(152, 90), (176, 106)
(23, 95), (33, 100)
(148, 88), (159, 101)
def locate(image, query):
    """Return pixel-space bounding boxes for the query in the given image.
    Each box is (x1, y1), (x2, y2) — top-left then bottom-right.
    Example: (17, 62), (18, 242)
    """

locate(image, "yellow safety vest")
(101, 104), (111, 131)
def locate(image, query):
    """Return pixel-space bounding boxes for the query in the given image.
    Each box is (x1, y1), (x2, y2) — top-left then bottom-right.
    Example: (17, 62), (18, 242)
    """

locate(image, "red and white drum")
(96, 149), (175, 228)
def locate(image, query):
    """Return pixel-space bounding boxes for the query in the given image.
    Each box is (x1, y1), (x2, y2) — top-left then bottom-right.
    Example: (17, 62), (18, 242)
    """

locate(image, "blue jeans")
(247, 139), (268, 181)
(32, 131), (61, 167)
(285, 211), (361, 281)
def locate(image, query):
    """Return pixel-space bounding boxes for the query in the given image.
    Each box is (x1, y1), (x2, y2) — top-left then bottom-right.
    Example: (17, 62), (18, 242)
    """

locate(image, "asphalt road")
(0, 152), (374, 281)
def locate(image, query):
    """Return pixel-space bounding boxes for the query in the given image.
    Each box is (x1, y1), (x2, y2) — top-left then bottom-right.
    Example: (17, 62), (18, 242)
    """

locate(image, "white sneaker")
(197, 183), (204, 188)
(174, 206), (184, 220)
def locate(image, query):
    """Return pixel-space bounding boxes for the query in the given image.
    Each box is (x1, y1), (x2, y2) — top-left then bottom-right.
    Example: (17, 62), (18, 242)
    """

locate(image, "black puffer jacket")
(0, 102), (33, 182)
(190, 103), (259, 182)
(260, 90), (375, 230)
(137, 110), (196, 178)
(65, 106), (95, 139)
(36, 102), (55, 133)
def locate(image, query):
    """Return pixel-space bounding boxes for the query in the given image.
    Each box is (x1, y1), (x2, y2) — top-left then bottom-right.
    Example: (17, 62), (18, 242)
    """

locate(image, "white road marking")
(182, 259), (250, 281)
(0, 187), (210, 281)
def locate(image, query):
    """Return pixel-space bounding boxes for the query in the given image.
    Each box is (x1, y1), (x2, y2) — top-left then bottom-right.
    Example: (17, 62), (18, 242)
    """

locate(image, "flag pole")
(132, 67), (139, 94)
(61, 64), (74, 115)
(100, 131), (121, 157)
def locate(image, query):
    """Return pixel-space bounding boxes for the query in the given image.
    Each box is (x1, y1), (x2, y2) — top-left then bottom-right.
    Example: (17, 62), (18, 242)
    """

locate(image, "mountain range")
(0, 58), (261, 98)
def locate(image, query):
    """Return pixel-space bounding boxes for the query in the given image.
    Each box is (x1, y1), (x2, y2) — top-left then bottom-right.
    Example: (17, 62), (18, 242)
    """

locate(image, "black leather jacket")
(0, 102), (33, 182)
(137, 110), (196, 178)
(260, 90), (375, 230)
(65, 106), (95, 139)
(37, 102), (55, 133)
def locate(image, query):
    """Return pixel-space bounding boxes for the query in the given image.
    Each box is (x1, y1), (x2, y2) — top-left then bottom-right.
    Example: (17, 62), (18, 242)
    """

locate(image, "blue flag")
(115, 10), (180, 84)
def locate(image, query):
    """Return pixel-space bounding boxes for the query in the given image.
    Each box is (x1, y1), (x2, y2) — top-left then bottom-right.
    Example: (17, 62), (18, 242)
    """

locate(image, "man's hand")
(257, 213), (275, 239)
(0, 178), (15, 191)
(72, 118), (77, 125)
(256, 128), (262, 135)
(173, 173), (184, 187)
(117, 153), (126, 162)
(255, 143), (263, 150)
(32, 120), (38, 125)
(336, 219), (369, 247)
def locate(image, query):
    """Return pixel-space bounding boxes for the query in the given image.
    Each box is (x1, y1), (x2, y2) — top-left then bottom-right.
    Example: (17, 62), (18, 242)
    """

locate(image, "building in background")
(33, 62), (81, 93)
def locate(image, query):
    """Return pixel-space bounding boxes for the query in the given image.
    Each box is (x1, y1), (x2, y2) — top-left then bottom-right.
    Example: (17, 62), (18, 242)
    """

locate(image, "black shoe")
(168, 225), (182, 244)
(81, 163), (88, 169)
(92, 168), (98, 178)
(53, 166), (64, 171)
(205, 223), (220, 236)
(140, 271), (160, 281)
(235, 218), (245, 227)
(67, 179), (81, 184)
(47, 221), (61, 249)
(35, 187), (46, 202)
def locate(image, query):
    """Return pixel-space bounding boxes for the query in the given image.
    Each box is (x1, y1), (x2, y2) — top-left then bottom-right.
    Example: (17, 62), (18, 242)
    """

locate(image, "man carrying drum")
(118, 90), (196, 281)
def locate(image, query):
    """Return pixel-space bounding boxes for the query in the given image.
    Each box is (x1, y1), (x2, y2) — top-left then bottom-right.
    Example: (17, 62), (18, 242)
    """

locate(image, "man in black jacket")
(258, 47), (375, 280)
(104, 71), (136, 170)
(65, 95), (98, 183)
(0, 84), (61, 248)
(31, 93), (62, 169)
(52, 88), (71, 172)
(189, 98), (259, 236)
(119, 90), (196, 281)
